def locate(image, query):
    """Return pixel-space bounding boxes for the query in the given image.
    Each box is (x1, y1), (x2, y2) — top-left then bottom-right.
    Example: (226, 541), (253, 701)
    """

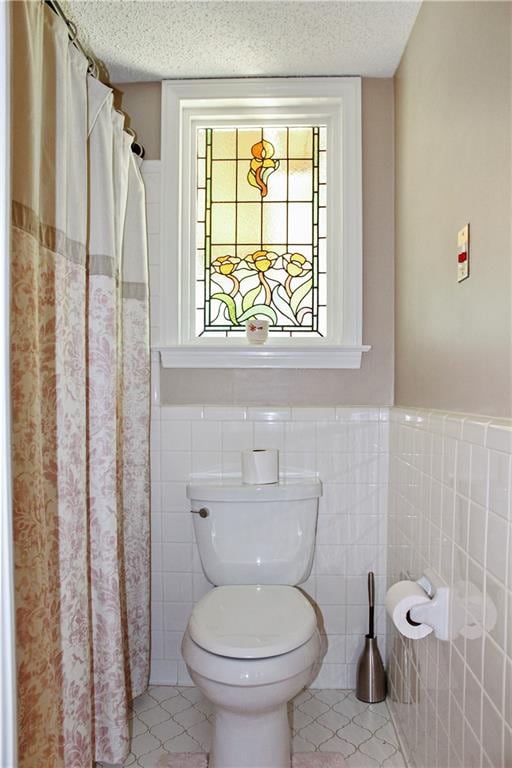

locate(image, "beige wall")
(114, 81), (161, 160)
(395, 1), (512, 417)
(117, 78), (395, 406)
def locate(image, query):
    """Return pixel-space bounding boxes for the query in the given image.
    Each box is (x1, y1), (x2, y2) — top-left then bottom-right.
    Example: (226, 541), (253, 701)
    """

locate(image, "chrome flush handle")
(190, 507), (209, 518)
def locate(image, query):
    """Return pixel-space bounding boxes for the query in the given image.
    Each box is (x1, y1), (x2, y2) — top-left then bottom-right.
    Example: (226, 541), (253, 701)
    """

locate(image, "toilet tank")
(186, 478), (322, 586)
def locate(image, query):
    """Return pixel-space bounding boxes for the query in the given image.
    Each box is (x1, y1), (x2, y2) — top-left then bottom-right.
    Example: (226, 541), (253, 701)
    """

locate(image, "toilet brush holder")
(356, 572), (387, 703)
(356, 635), (387, 703)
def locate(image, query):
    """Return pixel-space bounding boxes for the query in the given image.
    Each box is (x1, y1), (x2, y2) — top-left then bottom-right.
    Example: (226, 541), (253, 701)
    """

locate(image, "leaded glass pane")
(212, 129), (236, 159)
(237, 203), (261, 244)
(262, 203), (287, 244)
(195, 125), (327, 338)
(288, 159), (313, 200)
(210, 203), (235, 242)
(288, 127), (313, 158)
(211, 160), (236, 201)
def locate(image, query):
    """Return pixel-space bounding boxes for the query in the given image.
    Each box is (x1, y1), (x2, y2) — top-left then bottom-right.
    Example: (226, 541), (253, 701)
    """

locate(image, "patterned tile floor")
(99, 687), (405, 768)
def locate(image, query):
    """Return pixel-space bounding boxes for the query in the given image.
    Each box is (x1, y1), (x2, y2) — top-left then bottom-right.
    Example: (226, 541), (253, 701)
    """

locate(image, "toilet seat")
(188, 585), (317, 659)
(182, 627), (321, 688)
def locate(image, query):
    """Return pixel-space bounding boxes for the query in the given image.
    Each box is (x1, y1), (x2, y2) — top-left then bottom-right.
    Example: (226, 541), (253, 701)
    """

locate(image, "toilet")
(182, 477), (322, 768)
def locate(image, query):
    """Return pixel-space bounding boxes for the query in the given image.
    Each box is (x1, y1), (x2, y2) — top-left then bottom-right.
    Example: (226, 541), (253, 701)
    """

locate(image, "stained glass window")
(195, 126), (327, 338)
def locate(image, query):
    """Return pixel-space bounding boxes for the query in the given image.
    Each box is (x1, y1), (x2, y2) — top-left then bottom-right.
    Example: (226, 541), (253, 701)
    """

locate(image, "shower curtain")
(10, 3), (150, 766)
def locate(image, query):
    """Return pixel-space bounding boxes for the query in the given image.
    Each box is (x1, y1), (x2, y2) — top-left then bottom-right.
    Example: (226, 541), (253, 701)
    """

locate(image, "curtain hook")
(124, 128), (145, 159)
(87, 59), (99, 79)
(132, 143), (145, 159)
(67, 19), (78, 42)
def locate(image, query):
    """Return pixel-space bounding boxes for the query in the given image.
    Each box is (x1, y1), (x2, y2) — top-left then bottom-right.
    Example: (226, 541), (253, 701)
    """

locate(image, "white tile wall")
(387, 408), (512, 768)
(150, 404), (389, 689)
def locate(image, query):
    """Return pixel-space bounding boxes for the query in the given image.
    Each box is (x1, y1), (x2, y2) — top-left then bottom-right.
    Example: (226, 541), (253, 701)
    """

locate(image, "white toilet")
(182, 477), (322, 768)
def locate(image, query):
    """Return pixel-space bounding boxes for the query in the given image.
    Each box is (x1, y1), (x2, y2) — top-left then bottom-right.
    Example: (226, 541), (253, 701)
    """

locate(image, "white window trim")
(159, 77), (370, 369)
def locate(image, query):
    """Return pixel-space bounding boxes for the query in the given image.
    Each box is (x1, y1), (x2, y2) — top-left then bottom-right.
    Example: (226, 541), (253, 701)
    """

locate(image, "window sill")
(157, 344), (371, 369)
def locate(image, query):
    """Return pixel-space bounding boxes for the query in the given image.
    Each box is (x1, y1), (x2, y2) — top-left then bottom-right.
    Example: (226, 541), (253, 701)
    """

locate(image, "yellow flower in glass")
(212, 254), (240, 275)
(245, 250), (276, 273)
(245, 250), (277, 305)
(247, 140), (280, 198)
(283, 252), (310, 277)
(282, 252), (311, 296)
(211, 254), (241, 296)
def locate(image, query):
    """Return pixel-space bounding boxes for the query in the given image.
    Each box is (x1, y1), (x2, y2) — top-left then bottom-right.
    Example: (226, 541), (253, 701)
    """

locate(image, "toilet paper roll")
(242, 449), (279, 485)
(385, 580), (433, 640)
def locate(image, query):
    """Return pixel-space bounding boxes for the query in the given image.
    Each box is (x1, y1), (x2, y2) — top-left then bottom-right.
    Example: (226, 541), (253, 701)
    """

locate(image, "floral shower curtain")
(10, 3), (150, 766)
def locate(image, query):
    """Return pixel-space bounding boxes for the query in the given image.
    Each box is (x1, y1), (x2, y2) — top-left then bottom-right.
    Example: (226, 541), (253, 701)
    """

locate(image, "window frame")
(160, 77), (370, 369)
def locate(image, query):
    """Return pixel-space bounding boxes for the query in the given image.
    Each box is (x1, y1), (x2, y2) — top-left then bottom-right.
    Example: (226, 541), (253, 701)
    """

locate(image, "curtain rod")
(43, 0), (146, 158)
(43, 0), (100, 78)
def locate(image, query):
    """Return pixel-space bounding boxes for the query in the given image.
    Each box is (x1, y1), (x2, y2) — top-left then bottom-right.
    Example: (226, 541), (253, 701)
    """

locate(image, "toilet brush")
(355, 571), (387, 703)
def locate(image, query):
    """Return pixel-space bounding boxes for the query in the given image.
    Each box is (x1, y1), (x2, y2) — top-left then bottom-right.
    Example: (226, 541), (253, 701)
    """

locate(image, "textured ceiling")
(63, 0), (422, 82)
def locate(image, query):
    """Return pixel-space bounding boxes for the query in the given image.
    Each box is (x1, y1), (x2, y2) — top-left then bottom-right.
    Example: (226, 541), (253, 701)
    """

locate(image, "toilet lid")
(189, 585), (317, 659)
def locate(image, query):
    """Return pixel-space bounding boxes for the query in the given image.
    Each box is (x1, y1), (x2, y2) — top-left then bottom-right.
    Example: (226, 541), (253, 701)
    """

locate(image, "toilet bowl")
(183, 478), (322, 768)
(182, 585), (321, 768)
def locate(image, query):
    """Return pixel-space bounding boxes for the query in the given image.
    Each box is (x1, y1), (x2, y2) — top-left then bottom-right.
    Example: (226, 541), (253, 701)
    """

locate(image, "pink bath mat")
(156, 754), (206, 768)
(156, 753), (346, 768)
(293, 755), (346, 768)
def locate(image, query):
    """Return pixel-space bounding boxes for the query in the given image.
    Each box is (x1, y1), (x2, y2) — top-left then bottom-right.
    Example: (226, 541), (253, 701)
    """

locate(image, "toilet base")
(181, 629), (322, 768)
(210, 704), (290, 768)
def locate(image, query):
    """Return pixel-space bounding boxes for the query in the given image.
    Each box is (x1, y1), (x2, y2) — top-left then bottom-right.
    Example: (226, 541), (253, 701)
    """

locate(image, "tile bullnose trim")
(486, 421), (512, 454)
(246, 407), (292, 422)
(392, 406), (512, 448)
(389, 408), (425, 425)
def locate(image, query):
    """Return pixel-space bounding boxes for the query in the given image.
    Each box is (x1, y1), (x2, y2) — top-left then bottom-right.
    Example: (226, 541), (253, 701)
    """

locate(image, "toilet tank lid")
(187, 477), (322, 502)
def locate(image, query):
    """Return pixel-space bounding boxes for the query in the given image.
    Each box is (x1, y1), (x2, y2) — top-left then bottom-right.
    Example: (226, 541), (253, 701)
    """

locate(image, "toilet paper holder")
(409, 575), (451, 641)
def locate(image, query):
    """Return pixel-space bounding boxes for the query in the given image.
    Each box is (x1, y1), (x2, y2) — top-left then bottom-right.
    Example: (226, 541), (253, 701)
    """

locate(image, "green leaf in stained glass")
(272, 284), (299, 325)
(211, 293), (238, 324)
(290, 278), (313, 315)
(237, 304), (278, 325)
(242, 285), (263, 313)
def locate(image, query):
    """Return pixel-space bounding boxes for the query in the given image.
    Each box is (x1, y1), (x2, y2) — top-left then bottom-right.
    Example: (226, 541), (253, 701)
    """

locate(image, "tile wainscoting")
(388, 408), (512, 768)
(150, 404), (389, 689)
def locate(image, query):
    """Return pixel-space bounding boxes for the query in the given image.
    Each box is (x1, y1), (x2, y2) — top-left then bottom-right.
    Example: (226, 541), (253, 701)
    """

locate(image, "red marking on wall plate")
(457, 224), (470, 282)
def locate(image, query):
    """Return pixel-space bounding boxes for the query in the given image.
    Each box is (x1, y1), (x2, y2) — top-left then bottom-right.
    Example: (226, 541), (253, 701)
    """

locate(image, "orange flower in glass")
(247, 140), (280, 198)
(211, 254), (241, 296)
(245, 250), (277, 305)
